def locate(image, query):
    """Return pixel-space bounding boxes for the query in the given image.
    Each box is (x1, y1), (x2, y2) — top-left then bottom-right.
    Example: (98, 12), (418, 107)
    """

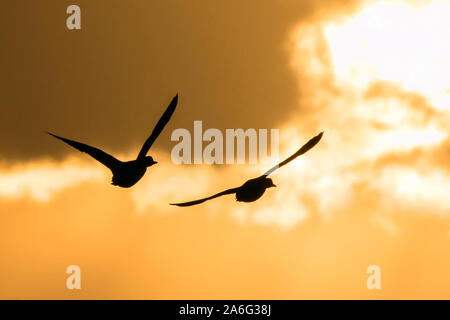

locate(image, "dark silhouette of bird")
(171, 131), (323, 206)
(47, 94), (178, 188)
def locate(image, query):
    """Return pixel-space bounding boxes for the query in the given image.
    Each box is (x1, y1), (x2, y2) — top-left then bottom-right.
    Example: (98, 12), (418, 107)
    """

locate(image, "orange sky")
(1, 0), (450, 299)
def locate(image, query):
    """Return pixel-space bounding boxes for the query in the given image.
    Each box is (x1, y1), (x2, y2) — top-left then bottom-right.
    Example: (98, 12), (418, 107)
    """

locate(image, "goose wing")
(262, 131), (323, 176)
(137, 94), (178, 159)
(47, 132), (121, 172)
(170, 187), (240, 207)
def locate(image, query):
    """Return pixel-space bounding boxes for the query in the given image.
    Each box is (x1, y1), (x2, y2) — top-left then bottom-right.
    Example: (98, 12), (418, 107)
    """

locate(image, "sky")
(1, 0), (450, 299)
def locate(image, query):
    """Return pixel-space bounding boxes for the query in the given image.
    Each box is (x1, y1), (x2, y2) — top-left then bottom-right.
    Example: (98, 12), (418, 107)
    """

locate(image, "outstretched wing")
(262, 131), (323, 176)
(170, 187), (240, 207)
(47, 132), (121, 172)
(137, 94), (178, 159)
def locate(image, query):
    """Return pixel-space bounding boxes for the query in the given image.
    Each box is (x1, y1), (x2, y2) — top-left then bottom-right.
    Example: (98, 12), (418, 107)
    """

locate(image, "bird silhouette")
(171, 131), (323, 206)
(47, 94), (178, 188)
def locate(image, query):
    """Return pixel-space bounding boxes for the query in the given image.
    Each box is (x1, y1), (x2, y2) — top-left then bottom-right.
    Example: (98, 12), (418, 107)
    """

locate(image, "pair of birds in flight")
(47, 94), (323, 207)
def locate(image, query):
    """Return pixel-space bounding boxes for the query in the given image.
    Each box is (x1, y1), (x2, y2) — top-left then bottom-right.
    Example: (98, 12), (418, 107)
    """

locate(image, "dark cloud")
(0, 0), (361, 162)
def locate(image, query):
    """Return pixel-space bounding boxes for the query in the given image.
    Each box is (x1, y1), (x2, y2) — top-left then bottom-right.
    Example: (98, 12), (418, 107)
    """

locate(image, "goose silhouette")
(171, 131), (323, 206)
(47, 94), (178, 188)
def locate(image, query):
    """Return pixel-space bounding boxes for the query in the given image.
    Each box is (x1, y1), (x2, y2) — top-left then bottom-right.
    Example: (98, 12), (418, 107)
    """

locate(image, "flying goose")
(47, 94), (178, 188)
(171, 131), (323, 206)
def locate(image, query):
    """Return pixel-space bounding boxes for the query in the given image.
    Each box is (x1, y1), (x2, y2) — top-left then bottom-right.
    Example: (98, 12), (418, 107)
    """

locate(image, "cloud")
(3, 0), (450, 231)
(372, 165), (450, 215)
(0, 0), (360, 162)
(3, 0), (450, 230)
(279, 0), (450, 224)
(0, 158), (104, 202)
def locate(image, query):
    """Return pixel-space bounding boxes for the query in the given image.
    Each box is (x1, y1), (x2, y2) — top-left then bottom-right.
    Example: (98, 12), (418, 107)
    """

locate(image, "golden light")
(323, 0), (450, 110)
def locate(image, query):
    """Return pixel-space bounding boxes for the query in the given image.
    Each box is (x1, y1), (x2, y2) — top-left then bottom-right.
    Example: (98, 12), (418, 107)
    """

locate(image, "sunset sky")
(1, 0), (450, 299)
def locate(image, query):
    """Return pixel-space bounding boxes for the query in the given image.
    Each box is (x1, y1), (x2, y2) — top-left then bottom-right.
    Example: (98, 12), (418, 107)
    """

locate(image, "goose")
(171, 131), (323, 206)
(47, 94), (178, 188)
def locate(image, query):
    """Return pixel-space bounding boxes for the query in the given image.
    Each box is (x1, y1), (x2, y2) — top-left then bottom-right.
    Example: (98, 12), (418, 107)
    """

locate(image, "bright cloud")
(284, 0), (450, 226)
(0, 159), (104, 202)
(323, 0), (450, 110)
